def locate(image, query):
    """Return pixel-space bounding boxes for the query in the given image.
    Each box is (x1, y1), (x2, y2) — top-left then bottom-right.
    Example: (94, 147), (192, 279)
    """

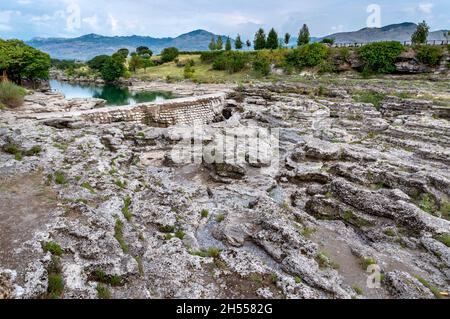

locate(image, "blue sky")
(0, 0), (449, 40)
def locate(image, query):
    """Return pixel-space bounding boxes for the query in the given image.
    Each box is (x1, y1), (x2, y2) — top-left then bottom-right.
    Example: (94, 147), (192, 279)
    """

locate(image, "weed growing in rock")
(47, 273), (64, 299)
(436, 233), (450, 247)
(54, 171), (67, 185)
(175, 230), (185, 240)
(42, 241), (63, 256)
(359, 257), (377, 270)
(414, 275), (442, 299)
(121, 197), (132, 221)
(81, 182), (96, 194)
(114, 219), (129, 253)
(96, 284), (111, 299)
(215, 213), (225, 222)
(200, 209), (209, 219)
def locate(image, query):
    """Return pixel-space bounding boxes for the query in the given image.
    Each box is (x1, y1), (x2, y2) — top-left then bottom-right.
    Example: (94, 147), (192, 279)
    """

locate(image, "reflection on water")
(50, 79), (173, 106)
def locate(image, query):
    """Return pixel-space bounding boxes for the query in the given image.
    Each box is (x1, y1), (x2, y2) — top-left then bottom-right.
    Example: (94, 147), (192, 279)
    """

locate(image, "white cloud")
(82, 15), (99, 30)
(418, 3), (434, 14)
(0, 10), (21, 31)
(331, 24), (345, 32)
(108, 14), (118, 33)
(17, 0), (31, 4)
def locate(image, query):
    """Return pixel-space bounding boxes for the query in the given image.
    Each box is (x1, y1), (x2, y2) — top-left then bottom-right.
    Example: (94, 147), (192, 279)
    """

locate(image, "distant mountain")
(26, 30), (235, 60)
(321, 22), (449, 44)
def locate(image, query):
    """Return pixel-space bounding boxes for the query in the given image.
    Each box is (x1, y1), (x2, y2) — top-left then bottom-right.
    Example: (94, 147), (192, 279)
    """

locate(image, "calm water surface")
(50, 79), (173, 106)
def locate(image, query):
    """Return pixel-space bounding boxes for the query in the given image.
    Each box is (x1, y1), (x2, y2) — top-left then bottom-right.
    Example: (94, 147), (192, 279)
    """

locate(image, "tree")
(321, 38), (335, 45)
(117, 48), (130, 59)
(235, 34), (243, 50)
(129, 53), (143, 72)
(284, 33), (291, 46)
(225, 37), (232, 51)
(298, 24), (310, 46)
(87, 55), (110, 71)
(101, 55), (125, 82)
(246, 40), (252, 48)
(411, 21), (430, 45)
(266, 28), (279, 49)
(136, 46), (152, 56)
(216, 37), (224, 50)
(254, 28), (267, 50)
(0, 39), (51, 84)
(160, 47), (179, 63)
(209, 37), (216, 51)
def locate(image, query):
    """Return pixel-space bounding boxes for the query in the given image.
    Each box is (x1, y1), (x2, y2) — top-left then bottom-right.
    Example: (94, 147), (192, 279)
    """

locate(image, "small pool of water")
(50, 79), (173, 106)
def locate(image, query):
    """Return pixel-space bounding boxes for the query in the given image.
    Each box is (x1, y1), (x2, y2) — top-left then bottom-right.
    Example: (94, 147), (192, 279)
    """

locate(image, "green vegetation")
(47, 273), (64, 299)
(215, 213), (225, 222)
(54, 171), (68, 185)
(0, 81), (27, 108)
(0, 39), (51, 84)
(266, 28), (279, 50)
(114, 179), (127, 189)
(297, 24), (310, 46)
(419, 194), (437, 215)
(101, 53), (126, 82)
(200, 209), (209, 219)
(353, 91), (386, 110)
(175, 230), (185, 240)
(2, 143), (42, 160)
(415, 45), (443, 67)
(42, 241), (64, 256)
(254, 28), (267, 50)
(300, 227), (316, 238)
(384, 228), (396, 237)
(436, 233), (450, 247)
(315, 251), (340, 270)
(96, 284), (111, 299)
(121, 197), (132, 221)
(114, 219), (129, 253)
(93, 269), (123, 286)
(411, 21), (429, 45)
(235, 34), (243, 50)
(358, 41), (404, 74)
(352, 285), (364, 295)
(343, 210), (374, 227)
(294, 276), (302, 284)
(414, 275), (442, 299)
(359, 257), (377, 270)
(285, 43), (329, 69)
(192, 247), (221, 258)
(212, 51), (250, 73)
(160, 47), (180, 63)
(81, 182), (96, 194)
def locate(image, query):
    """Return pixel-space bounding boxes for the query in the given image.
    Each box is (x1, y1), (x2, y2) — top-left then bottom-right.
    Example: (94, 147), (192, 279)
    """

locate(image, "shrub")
(160, 47), (180, 63)
(96, 284), (111, 299)
(415, 45), (443, 67)
(358, 41), (404, 74)
(252, 57), (271, 76)
(285, 43), (329, 69)
(200, 209), (209, 218)
(0, 81), (27, 108)
(47, 273), (64, 298)
(183, 64), (195, 79)
(200, 51), (223, 63)
(212, 51), (250, 73)
(54, 171), (68, 185)
(42, 241), (64, 256)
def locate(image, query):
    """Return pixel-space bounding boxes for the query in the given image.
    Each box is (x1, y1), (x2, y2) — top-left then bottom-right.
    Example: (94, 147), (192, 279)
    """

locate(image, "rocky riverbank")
(0, 76), (449, 299)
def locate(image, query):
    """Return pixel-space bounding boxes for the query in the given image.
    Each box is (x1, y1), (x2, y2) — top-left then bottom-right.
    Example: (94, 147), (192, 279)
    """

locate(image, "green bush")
(0, 81), (26, 108)
(358, 41), (404, 74)
(252, 57), (271, 76)
(284, 43), (329, 69)
(160, 47), (180, 63)
(415, 45), (443, 67)
(200, 51), (224, 63)
(212, 51), (250, 73)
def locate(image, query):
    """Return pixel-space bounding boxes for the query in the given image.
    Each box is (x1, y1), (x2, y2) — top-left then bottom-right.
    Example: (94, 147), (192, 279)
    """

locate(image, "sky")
(0, 0), (449, 40)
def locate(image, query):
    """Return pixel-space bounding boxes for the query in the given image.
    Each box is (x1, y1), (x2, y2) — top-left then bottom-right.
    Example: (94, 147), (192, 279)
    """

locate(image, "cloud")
(418, 3), (434, 14)
(0, 10), (21, 31)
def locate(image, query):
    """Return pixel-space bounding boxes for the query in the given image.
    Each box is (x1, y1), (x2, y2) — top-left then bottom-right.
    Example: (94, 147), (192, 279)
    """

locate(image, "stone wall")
(32, 93), (226, 127)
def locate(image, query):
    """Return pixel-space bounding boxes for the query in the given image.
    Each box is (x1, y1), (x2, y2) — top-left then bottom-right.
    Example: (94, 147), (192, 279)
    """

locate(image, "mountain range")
(26, 23), (449, 61)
